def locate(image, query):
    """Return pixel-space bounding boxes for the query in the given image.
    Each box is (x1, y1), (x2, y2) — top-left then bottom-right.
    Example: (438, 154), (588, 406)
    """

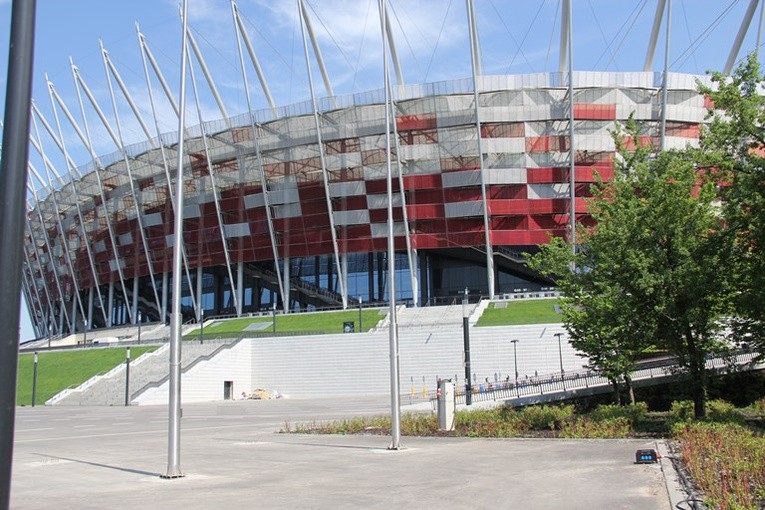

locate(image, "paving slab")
(11, 398), (672, 509)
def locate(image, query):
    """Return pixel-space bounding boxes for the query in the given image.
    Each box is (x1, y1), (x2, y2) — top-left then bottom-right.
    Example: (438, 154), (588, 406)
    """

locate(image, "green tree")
(530, 122), (734, 418)
(698, 53), (765, 348)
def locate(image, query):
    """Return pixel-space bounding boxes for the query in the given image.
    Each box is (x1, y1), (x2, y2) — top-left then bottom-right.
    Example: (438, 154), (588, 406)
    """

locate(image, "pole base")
(160, 471), (185, 479)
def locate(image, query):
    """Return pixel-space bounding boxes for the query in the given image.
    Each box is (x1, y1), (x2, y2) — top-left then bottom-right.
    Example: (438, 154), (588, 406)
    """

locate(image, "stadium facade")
(20, 2), (718, 337)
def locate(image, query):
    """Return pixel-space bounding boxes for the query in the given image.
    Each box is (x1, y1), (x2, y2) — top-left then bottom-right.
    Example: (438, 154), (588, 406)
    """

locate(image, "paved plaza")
(12, 397), (674, 509)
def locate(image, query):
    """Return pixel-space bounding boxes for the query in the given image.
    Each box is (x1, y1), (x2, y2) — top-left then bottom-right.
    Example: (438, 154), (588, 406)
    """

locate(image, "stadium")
(18, 0), (754, 337)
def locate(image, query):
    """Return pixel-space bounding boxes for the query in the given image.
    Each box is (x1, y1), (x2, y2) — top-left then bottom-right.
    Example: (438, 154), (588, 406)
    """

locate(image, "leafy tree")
(530, 121), (734, 418)
(698, 53), (765, 348)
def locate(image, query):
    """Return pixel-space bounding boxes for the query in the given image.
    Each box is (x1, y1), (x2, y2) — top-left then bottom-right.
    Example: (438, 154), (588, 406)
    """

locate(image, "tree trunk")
(624, 374), (635, 405)
(610, 378), (620, 405)
(686, 327), (707, 419)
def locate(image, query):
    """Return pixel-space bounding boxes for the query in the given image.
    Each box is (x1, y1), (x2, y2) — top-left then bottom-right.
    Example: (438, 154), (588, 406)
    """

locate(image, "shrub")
(519, 404), (575, 430)
(675, 422), (765, 509)
(668, 400), (695, 424)
(706, 399), (747, 425)
(402, 413), (439, 436)
(748, 397), (765, 416)
(560, 417), (632, 438)
(587, 403), (648, 425)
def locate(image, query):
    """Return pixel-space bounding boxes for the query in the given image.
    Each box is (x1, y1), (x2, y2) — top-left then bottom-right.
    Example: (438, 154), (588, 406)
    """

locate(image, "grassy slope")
(475, 299), (562, 326)
(187, 309), (386, 336)
(16, 346), (156, 406)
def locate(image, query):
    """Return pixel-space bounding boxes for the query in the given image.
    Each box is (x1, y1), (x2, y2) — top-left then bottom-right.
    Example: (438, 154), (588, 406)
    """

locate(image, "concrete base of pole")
(160, 473), (185, 479)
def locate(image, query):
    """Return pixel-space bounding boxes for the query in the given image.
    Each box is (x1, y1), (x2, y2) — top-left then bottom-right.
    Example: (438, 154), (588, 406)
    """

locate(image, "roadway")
(12, 397), (675, 509)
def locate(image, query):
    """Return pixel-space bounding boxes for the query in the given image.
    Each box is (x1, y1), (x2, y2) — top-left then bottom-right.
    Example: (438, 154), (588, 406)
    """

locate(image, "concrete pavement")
(11, 397), (673, 509)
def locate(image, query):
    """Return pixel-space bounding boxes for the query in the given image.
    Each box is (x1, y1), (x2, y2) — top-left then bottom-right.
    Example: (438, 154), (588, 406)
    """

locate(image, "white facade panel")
(273, 202), (302, 218)
(333, 209), (370, 226)
(183, 204), (201, 219)
(366, 193), (402, 209)
(482, 138), (526, 154)
(486, 168), (527, 184)
(244, 193), (265, 209)
(329, 180), (366, 198)
(528, 183), (570, 199)
(224, 222), (251, 238)
(442, 170), (480, 188)
(370, 222), (406, 238)
(143, 212), (163, 227)
(444, 200), (483, 218)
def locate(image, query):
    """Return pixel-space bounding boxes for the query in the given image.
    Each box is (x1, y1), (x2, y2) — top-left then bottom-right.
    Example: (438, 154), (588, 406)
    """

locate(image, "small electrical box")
(635, 449), (658, 464)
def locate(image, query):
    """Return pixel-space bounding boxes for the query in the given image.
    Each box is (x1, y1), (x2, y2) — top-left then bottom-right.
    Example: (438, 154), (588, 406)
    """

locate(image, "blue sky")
(1, 0), (762, 340)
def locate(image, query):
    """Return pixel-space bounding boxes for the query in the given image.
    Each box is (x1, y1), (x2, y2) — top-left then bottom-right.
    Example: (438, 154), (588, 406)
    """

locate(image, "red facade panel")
(403, 173), (442, 189)
(573, 103), (617, 120)
(396, 114), (437, 131)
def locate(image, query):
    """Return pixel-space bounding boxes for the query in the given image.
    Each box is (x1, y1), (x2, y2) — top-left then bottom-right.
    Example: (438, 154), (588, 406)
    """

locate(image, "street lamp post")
(137, 311), (142, 345)
(554, 332), (565, 390)
(32, 352), (38, 407)
(199, 309), (204, 345)
(358, 297), (363, 331)
(510, 339), (519, 398)
(462, 288), (472, 405)
(125, 347), (131, 406)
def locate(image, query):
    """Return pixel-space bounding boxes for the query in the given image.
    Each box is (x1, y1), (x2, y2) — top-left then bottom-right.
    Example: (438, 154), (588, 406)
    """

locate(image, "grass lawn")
(476, 299), (562, 326)
(186, 309), (386, 337)
(16, 346), (156, 406)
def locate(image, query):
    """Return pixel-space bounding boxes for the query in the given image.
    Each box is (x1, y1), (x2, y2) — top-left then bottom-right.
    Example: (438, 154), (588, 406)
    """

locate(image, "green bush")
(560, 417), (632, 438)
(587, 403), (648, 425)
(706, 399), (747, 424)
(750, 397), (765, 416)
(519, 404), (575, 430)
(668, 400), (695, 424)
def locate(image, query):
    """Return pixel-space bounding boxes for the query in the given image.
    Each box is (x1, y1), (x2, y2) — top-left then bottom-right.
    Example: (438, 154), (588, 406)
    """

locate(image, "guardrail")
(429, 350), (762, 408)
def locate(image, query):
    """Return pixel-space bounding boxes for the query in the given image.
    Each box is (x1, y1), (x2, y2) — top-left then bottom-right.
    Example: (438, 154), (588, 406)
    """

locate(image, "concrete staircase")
(395, 303), (479, 329)
(54, 339), (239, 406)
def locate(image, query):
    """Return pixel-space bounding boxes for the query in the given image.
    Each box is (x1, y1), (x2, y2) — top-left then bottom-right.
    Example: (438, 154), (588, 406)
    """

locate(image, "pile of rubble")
(241, 389), (283, 400)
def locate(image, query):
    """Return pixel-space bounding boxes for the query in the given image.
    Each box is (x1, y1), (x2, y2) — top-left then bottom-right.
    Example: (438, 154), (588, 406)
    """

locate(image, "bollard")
(124, 347), (131, 406)
(32, 352), (38, 407)
(437, 379), (455, 431)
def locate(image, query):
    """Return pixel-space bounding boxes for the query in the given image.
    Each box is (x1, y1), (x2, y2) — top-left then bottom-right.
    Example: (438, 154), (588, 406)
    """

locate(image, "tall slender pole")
(758, 0), (765, 56)
(554, 332), (565, 390)
(566, 0), (576, 255)
(358, 297), (363, 331)
(466, 0), (495, 299)
(462, 288), (472, 405)
(137, 311), (142, 345)
(163, 0), (189, 480)
(32, 352), (39, 407)
(0, 0), (36, 505)
(511, 339), (519, 398)
(660, 0), (672, 150)
(200, 310), (204, 344)
(380, 0), (401, 450)
(125, 347), (131, 407)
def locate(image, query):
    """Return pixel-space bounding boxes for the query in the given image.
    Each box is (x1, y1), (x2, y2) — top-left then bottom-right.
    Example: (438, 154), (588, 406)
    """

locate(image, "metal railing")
(429, 350), (762, 408)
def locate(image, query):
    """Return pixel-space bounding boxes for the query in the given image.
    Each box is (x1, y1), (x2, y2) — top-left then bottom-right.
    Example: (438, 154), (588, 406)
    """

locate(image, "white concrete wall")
(136, 339), (252, 405)
(249, 323), (584, 398)
(137, 322), (586, 403)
